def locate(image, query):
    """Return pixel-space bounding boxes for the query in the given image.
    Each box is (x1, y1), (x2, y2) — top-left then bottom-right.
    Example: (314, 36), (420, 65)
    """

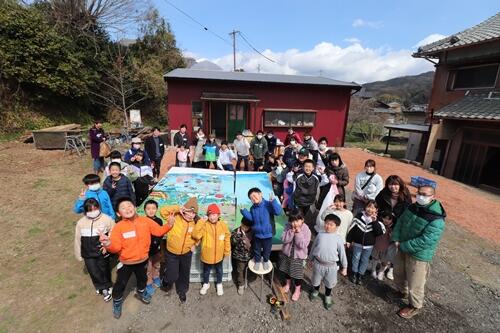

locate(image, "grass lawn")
(345, 140), (407, 159)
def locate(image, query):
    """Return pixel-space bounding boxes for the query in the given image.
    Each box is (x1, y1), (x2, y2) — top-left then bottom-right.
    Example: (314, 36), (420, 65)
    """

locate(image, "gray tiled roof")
(434, 92), (500, 120)
(164, 68), (361, 89)
(413, 12), (500, 58)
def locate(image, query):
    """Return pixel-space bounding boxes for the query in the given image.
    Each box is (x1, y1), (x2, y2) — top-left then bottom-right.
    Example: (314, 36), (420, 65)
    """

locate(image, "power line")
(238, 31), (276, 64)
(163, 0), (232, 47)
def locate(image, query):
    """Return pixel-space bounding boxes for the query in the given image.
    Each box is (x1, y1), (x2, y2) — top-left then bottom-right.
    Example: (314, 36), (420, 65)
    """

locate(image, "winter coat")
(106, 216), (172, 264)
(231, 227), (253, 261)
(302, 137), (319, 152)
(192, 219), (231, 264)
(354, 171), (384, 201)
(124, 147), (151, 165)
(103, 175), (136, 209)
(193, 136), (206, 163)
(144, 135), (165, 161)
(149, 216), (164, 256)
(283, 146), (299, 168)
(375, 187), (412, 222)
(391, 200), (446, 262)
(250, 137), (268, 160)
(241, 199), (282, 239)
(104, 161), (139, 182)
(265, 135), (277, 154)
(326, 164), (349, 197)
(74, 213), (115, 261)
(346, 213), (385, 247)
(203, 141), (219, 162)
(89, 127), (105, 159)
(159, 205), (197, 255)
(291, 171), (328, 207)
(73, 188), (116, 220)
(281, 223), (311, 259)
(173, 131), (189, 148)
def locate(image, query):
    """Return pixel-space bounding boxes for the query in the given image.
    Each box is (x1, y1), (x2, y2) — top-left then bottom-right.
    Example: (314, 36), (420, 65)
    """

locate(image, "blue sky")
(136, 0), (500, 83)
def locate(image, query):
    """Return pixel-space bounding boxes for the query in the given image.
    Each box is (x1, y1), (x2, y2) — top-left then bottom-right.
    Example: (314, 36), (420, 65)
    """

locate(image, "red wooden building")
(164, 69), (361, 146)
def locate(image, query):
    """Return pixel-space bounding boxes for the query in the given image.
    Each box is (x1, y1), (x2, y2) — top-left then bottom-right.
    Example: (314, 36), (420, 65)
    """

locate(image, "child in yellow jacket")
(159, 197), (198, 302)
(192, 204), (231, 296)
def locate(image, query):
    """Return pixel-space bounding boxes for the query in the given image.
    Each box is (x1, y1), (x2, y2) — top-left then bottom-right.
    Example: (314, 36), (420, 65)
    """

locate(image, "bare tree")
(89, 45), (148, 129)
(49, 0), (145, 33)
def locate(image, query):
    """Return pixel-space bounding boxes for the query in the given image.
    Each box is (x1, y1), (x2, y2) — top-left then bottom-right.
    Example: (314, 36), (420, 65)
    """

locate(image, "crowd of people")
(76, 120), (446, 320)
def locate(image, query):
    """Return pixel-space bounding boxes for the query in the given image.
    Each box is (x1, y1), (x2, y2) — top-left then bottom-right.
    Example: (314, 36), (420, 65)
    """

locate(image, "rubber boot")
(112, 298), (123, 319)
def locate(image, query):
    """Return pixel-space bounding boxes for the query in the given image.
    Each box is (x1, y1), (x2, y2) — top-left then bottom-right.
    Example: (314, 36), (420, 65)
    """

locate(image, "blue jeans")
(236, 155), (249, 171)
(351, 245), (373, 275)
(222, 164), (234, 171)
(253, 237), (272, 263)
(202, 261), (223, 284)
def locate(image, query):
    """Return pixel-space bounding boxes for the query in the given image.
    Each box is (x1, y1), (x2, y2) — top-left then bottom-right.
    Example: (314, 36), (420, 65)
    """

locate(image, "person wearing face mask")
(74, 198), (115, 302)
(283, 139), (302, 169)
(250, 130), (268, 171)
(352, 159), (384, 216)
(316, 137), (333, 170)
(391, 185), (445, 319)
(124, 137), (151, 166)
(284, 127), (302, 146)
(73, 174), (116, 220)
(302, 131), (319, 163)
(265, 131), (277, 156)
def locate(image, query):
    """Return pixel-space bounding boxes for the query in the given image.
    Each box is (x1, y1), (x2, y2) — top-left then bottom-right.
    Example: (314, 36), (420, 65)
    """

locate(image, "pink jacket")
(281, 223), (311, 259)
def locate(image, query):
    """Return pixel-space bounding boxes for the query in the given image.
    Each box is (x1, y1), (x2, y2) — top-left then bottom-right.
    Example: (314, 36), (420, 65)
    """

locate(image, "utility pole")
(229, 29), (239, 71)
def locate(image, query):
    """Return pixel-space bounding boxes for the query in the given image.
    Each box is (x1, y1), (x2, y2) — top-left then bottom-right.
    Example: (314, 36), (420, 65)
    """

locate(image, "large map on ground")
(138, 167), (285, 245)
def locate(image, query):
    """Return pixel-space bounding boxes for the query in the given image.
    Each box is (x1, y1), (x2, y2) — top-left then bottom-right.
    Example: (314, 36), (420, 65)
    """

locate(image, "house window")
(449, 64), (499, 90)
(192, 101), (203, 130)
(264, 109), (316, 127)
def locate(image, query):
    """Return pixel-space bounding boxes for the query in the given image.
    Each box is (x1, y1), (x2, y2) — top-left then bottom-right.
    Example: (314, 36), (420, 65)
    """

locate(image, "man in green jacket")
(391, 185), (445, 319)
(249, 130), (268, 171)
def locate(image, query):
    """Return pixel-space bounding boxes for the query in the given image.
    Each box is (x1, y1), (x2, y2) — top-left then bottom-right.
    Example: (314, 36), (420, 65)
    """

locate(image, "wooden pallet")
(271, 275), (291, 321)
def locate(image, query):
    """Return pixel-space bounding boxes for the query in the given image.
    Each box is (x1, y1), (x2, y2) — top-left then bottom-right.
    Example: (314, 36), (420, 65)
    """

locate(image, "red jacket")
(106, 216), (171, 264)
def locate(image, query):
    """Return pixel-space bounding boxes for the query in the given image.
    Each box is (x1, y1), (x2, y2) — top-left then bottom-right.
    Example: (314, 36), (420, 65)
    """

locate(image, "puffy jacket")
(160, 205), (197, 255)
(73, 188), (116, 220)
(103, 175), (136, 209)
(192, 219), (231, 264)
(249, 137), (268, 159)
(231, 227), (253, 261)
(74, 213), (115, 261)
(281, 223), (311, 259)
(241, 199), (282, 239)
(392, 200), (446, 262)
(106, 216), (172, 264)
(346, 213), (385, 247)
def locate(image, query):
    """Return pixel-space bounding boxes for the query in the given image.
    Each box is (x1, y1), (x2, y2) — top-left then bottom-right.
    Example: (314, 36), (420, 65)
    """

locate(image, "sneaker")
(237, 286), (245, 295)
(355, 273), (363, 285)
(371, 270), (378, 279)
(377, 270), (385, 281)
(398, 306), (421, 319)
(146, 284), (155, 296)
(386, 267), (394, 280)
(254, 261), (261, 271)
(200, 283), (210, 295)
(178, 293), (186, 303)
(160, 282), (172, 294)
(112, 298), (123, 319)
(349, 272), (357, 284)
(309, 290), (320, 301)
(95, 289), (101, 295)
(263, 261), (271, 271)
(324, 296), (333, 310)
(216, 283), (224, 296)
(153, 277), (162, 288)
(134, 290), (151, 305)
(102, 288), (112, 302)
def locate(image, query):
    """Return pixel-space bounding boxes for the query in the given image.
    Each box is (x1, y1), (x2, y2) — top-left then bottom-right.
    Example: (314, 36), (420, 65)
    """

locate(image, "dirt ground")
(0, 142), (499, 333)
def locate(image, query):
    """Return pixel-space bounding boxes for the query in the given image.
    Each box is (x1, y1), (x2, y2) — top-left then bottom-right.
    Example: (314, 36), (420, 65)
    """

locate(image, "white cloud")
(201, 42), (434, 84)
(352, 18), (383, 29)
(415, 33), (447, 48)
(344, 37), (361, 44)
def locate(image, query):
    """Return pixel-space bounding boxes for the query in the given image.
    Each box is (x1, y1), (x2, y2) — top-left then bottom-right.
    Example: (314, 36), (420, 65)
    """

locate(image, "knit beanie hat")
(183, 197), (198, 213)
(207, 204), (221, 215)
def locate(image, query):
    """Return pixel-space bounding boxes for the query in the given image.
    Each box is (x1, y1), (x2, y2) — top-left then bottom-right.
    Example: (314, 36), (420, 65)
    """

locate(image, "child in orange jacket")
(99, 197), (173, 319)
(192, 204), (231, 296)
